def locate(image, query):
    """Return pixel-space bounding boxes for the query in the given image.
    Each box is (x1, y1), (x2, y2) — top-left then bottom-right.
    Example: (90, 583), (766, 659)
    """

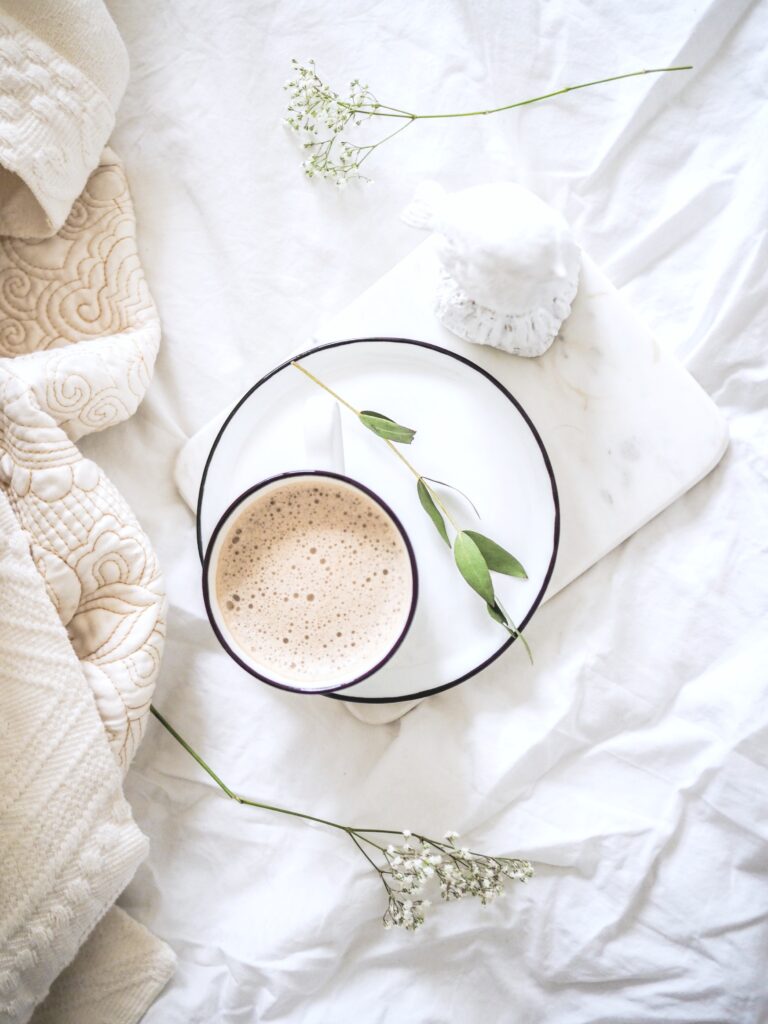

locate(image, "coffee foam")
(214, 477), (413, 687)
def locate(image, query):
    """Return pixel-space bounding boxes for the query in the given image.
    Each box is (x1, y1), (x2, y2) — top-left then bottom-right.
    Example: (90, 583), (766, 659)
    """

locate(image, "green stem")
(354, 119), (415, 169)
(348, 110), (416, 119)
(373, 102), (416, 116)
(150, 709), (428, 851)
(348, 828), (409, 837)
(291, 360), (361, 416)
(349, 832), (386, 872)
(150, 705), (351, 834)
(414, 834), (489, 860)
(150, 704), (238, 799)
(150, 707), (448, 870)
(347, 66), (692, 121)
(291, 360), (460, 531)
(337, 100), (416, 118)
(149, 709), (529, 885)
(383, 438), (461, 532)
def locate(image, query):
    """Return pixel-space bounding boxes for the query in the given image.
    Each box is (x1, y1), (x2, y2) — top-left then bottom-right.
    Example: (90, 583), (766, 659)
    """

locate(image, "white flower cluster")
(284, 59), (379, 185)
(380, 830), (533, 932)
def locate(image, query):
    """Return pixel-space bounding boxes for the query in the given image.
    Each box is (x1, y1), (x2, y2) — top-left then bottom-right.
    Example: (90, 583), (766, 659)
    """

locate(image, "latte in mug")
(206, 473), (417, 692)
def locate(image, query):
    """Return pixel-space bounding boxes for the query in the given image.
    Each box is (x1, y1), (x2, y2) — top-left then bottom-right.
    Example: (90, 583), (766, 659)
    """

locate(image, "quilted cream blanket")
(0, 3), (172, 1022)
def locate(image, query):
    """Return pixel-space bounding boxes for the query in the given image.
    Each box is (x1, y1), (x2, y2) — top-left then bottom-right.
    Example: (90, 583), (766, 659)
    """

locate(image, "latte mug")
(202, 397), (418, 694)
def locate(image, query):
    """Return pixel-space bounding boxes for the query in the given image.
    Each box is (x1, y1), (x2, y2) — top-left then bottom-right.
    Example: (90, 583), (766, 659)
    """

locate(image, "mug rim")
(202, 470), (419, 695)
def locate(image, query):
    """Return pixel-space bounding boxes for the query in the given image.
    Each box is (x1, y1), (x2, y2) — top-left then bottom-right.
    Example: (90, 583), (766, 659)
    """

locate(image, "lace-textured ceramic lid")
(403, 182), (581, 357)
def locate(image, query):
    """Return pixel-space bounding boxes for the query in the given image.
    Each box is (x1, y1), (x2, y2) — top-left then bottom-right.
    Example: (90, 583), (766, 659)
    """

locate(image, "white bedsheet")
(93, 1), (768, 1020)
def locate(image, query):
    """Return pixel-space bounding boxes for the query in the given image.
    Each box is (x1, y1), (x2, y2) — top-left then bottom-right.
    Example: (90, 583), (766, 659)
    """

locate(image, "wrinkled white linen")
(98, 1), (767, 1020)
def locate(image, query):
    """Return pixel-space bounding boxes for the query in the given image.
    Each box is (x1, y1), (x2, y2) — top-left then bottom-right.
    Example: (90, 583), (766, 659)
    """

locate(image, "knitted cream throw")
(1, 2), (175, 1020)
(0, 491), (174, 1024)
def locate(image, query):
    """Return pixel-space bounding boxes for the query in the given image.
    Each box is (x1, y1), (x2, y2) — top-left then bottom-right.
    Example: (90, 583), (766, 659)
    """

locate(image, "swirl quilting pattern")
(0, 150), (164, 770)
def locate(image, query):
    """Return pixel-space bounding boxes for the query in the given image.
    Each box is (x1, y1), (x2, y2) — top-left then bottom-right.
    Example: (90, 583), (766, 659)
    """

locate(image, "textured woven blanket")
(0, 3), (173, 1021)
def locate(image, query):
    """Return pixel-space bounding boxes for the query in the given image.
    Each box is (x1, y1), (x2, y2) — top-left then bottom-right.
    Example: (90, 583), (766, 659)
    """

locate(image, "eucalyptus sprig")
(292, 360), (532, 660)
(284, 59), (693, 185)
(150, 706), (533, 932)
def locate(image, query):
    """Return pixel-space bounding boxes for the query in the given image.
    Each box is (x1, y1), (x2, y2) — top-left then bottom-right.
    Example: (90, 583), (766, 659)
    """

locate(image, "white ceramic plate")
(197, 338), (559, 703)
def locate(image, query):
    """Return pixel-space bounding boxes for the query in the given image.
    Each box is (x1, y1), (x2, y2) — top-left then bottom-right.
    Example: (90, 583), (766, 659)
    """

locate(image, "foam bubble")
(215, 478), (412, 685)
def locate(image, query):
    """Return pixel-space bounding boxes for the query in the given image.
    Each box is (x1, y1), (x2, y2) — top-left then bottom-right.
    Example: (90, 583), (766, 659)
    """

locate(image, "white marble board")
(178, 239), (728, 724)
(313, 239), (728, 602)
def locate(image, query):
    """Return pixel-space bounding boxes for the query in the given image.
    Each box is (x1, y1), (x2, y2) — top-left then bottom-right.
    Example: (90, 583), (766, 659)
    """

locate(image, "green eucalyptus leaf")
(486, 601), (505, 624)
(464, 531), (527, 579)
(454, 532), (495, 605)
(360, 409), (395, 422)
(417, 478), (450, 546)
(359, 410), (416, 444)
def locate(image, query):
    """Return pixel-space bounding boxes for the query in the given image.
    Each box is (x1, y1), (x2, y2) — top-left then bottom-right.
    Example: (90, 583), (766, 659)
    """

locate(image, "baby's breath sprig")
(150, 706), (533, 932)
(284, 59), (412, 185)
(378, 830), (533, 931)
(284, 59), (693, 185)
(292, 360), (533, 660)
